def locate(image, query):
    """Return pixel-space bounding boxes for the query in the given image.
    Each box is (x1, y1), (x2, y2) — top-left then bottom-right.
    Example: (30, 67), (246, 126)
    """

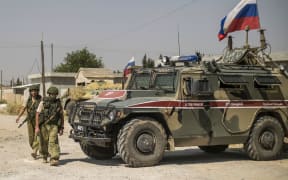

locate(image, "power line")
(131, 0), (198, 32)
(0, 45), (39, 48)
(27, 58), (41, 76)
(96, 0), (199, 42)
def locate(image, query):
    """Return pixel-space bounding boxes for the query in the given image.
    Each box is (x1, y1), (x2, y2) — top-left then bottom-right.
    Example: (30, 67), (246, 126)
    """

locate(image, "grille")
(73, 102), (106, 126)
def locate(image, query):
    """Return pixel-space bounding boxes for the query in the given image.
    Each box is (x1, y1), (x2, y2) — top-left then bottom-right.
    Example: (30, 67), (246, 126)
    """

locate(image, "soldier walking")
(35, 86), (64, 166)
(16, 85), (42, 159)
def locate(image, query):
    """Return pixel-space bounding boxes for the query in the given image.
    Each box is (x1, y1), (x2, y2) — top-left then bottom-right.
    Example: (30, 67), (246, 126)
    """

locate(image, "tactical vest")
(41, 98), (62, 126)
(26, 95), (42, 121)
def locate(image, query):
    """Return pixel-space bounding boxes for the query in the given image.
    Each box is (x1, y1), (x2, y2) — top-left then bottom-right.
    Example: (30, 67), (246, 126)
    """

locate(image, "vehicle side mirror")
(183, 77), (193, 96)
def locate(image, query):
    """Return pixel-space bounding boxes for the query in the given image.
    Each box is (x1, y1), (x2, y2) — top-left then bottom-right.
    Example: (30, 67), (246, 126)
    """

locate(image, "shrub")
(6, 102), (22, 115)
(0, 99), (7, 104)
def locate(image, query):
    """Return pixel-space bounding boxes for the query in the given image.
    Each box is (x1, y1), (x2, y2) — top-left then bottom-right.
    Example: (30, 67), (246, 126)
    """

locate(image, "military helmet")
(47, 86), (59, 95)
(29, 85), (39, 91)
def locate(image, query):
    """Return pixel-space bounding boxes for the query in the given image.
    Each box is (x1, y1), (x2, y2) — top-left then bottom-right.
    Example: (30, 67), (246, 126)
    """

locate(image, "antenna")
(51, 43), (54, 72)
(177, 25), (181, 56)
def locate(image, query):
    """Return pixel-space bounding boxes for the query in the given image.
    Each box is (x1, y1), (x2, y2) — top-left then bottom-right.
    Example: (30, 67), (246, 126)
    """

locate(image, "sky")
(0, 0), (287, 84)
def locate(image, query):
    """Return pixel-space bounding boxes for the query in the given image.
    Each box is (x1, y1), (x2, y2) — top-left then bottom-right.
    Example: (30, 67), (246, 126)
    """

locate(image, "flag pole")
(122, 69), (125, 90)
(256, 0), (266, 49)
(245, 26), (250, 48)
(256, 0), (262, 29)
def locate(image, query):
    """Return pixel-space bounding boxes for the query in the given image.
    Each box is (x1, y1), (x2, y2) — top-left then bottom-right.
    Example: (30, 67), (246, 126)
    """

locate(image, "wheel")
(198, 145), (228, 153)
(283, 142), (288, 153)
(117, 118), (167, 167)
(80, 141), (115, 160)
(66, 100), (76, 118)
(244, 116), (284, 160)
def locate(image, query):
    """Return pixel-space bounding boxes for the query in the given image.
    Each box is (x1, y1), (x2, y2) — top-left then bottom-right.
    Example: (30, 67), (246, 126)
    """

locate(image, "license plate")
(77, 125), (84, 131)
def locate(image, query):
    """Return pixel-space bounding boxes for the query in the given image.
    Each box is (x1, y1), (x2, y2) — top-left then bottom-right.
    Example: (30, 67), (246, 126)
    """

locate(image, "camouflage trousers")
(27, 121), (40, 152)
(39, 124), (60, 160)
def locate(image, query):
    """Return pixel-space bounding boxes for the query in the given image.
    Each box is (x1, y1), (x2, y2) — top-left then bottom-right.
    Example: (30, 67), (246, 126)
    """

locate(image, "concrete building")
(28, 72), (76, 97)
(75, 68), (122, 86)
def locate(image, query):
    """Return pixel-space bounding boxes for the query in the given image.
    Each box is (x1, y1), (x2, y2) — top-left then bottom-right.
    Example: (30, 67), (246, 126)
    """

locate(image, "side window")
(197, 79), (211, 93)
(254, 76), (282, 99)
(218, 75), (250, 99)
(254, 76), (281, 89)
(219, 75), (247, 89)
(183, 77), (212, 96)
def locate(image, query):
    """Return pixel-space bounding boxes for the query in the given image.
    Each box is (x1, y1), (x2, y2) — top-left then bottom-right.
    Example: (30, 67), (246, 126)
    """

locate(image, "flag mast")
(245, 26), (250, 48)
(256, 0), (266, 50)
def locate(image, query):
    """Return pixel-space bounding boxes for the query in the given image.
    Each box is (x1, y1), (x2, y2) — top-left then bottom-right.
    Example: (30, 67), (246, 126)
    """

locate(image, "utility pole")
(41, 38), (46, 97)
(51, 43), (54, 72)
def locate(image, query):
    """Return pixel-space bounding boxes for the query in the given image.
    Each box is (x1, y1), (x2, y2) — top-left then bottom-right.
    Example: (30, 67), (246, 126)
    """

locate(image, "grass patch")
(6, 102), (23, 115)
(0, 99), (7, 104)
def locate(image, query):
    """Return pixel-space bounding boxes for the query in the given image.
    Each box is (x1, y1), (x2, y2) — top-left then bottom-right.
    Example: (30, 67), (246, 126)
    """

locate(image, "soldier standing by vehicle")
(35, 86), (64, 166)
(16, 85), (42, 159)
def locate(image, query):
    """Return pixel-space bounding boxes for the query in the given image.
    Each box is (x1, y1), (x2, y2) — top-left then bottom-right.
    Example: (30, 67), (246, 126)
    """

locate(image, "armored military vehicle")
(69, 30), (288, 167)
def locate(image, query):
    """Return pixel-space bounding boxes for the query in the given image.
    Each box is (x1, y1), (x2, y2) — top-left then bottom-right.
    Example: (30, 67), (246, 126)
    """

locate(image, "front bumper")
(69, 101), (116, 148)
(69, 128), (112, 148)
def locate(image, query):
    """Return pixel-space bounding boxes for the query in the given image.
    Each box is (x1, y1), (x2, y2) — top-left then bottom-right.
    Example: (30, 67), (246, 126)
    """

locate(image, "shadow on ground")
(57, 147), (288, 167)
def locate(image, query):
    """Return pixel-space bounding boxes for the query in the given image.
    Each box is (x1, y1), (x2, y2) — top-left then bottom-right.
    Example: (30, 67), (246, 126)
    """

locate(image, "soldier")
(35, 86), (64, 166)
(16, 85), (42, 159)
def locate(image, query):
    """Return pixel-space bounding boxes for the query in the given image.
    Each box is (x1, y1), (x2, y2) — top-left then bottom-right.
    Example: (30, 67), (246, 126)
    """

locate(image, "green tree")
(142, 54), (147, 68)
(16, 78), (22, 85)
(142, 54), (155, 68)
(54, 48), (104, 72)
(147, 58), (155, 68)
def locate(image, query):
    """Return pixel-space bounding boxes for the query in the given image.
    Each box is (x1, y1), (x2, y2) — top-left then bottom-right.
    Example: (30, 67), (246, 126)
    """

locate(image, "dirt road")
(0, 114), (287, 180)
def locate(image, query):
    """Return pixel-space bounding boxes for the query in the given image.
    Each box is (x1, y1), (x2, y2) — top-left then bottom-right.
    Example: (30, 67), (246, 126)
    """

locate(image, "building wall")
(29, 73), (76, 97)
(2, 89), (23, 104)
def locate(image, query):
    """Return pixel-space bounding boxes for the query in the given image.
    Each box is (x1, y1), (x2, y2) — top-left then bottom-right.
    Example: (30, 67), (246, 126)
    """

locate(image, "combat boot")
(42, 157), (48, 163)
(31, 152), (37, 159)
(31, 149), (38, 159)
(50, 159), (59, 166)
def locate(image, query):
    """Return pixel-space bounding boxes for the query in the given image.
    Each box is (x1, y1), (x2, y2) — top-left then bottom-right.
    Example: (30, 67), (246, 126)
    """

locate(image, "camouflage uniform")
(16, 85), (41, 158)
(36, 87), (64, 166)
(26, 95), (42, 153)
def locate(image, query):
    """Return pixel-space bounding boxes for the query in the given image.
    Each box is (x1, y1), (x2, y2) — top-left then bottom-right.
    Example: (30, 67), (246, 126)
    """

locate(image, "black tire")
(198, 145), (228, 153)
(244, 116), (284, 160)
(80, 141), (115, 160)
(66, 100), (76, 118)
(117, 118), (167, 167)
(283, 143), (288, 153)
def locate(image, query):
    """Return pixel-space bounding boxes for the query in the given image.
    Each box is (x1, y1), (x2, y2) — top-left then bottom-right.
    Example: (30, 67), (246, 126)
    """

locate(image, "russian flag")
(123, 56), (135, 77)
(218, 0), (260, 41)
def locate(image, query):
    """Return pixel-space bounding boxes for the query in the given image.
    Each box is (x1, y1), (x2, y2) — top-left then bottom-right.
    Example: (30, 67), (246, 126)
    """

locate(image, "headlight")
(108, 109), (116, 121)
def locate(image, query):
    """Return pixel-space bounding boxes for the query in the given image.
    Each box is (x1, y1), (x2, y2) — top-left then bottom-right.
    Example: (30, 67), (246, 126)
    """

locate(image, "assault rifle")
(39, 107), (62, 127)
(18, 118), (28, 128)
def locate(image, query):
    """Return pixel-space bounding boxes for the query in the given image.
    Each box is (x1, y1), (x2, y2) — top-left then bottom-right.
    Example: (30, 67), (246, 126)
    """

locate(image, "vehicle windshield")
(127, 67), (178, 93)
(152, 70), (177, 93)
(129, 70), (151, 90)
